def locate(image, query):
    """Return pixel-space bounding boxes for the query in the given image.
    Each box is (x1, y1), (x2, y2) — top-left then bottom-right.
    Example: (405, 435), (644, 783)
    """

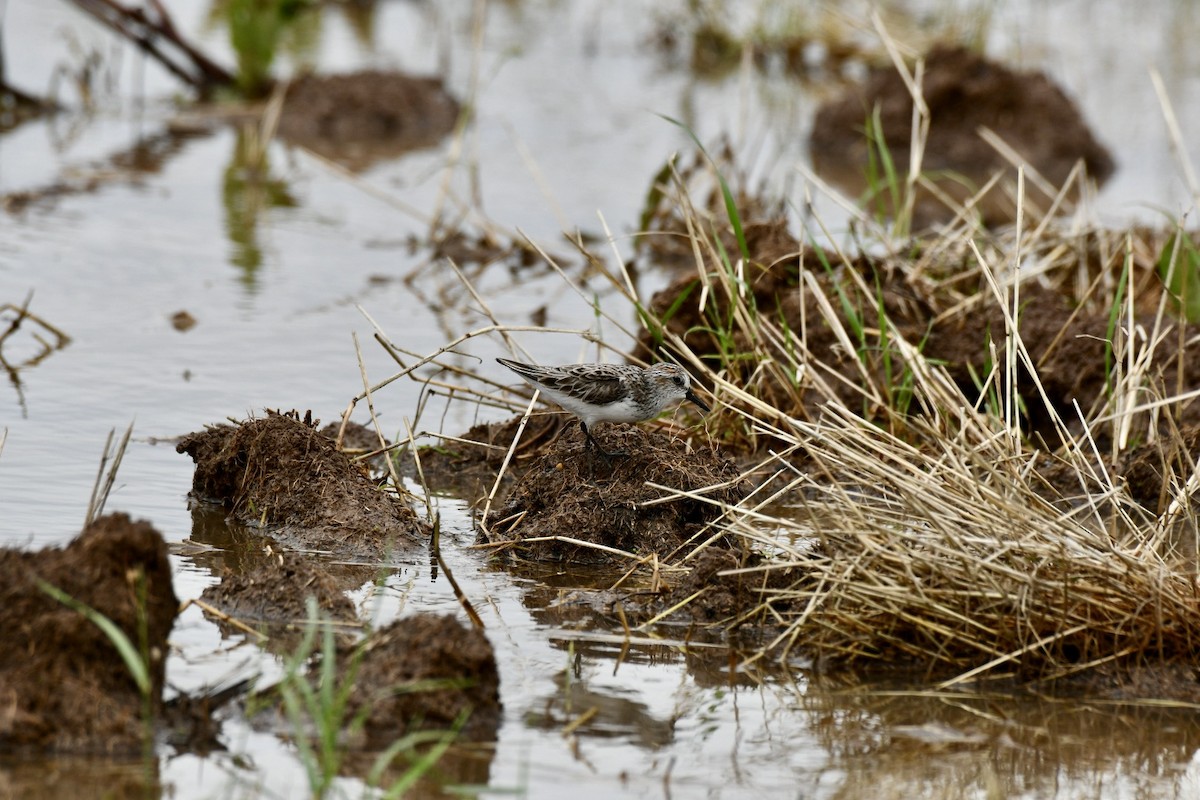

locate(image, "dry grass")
(362, 167), (1200, 683)
(351, 35), (1200, 685)
(643, 154), (1200, 683)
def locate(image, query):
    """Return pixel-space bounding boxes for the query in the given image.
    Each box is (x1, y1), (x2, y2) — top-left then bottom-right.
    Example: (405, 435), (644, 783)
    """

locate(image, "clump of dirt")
(345, 614), (501, 744)
(481, 423), (745, 565)
(319, 419), (384, 455)
(0, 513), (178, 754)
(810, 44), (1114, 228)
(277, 71), (459, 171)
(416, 413), (572, 499)
(176, 410), (429, 559)
(666, 548), (802, 625)
(200, 552), (358, 625)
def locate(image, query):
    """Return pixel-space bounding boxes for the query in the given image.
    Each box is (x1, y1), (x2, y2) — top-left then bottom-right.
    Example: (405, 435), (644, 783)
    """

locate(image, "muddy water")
(4, 1), (1200, 798)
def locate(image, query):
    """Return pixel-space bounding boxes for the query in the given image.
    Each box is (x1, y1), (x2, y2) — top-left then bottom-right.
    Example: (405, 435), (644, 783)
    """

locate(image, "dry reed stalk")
(628, 159), (1200, 680)
(704, 320), (1200, 680)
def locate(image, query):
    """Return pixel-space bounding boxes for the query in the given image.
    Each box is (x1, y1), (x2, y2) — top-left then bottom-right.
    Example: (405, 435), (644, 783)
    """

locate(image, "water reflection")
(0, 296), (72, 418)
(221, 124), (297, 287)
(527, 668), (676, 749)
(800, 676), (1200, 797)
(495, 552), (1200, 797)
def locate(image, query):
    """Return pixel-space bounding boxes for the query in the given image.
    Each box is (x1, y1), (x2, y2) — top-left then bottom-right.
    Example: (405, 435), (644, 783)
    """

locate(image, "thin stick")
(85, 422), (133, 527)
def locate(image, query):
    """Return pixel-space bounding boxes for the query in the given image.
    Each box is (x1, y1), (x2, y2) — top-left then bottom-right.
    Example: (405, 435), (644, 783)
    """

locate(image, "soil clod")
(417, 413), (573, 498)
(344, 614), (502, 745)
(481, 423), (745, 565)
(176, 410), (429, 559)
(0, 513), (178, 754)
(810, 44), (1114, 227)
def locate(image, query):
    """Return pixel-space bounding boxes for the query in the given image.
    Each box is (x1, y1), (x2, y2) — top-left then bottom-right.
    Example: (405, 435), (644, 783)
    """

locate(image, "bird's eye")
(672, 375), (684, 387)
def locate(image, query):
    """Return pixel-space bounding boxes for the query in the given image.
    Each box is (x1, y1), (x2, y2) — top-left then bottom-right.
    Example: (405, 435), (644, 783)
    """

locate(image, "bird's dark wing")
(554, 364), (630, 406)
(498, 358), (633, 407)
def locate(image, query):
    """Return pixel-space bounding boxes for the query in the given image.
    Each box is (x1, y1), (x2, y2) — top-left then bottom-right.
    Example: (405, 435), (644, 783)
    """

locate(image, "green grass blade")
(1157, 231), (1200, 322)
(657, 113), (749, 262)
(37, 578), (150, 694)
(638, 157), (675, 235)
(1104, 250), (1131, 397)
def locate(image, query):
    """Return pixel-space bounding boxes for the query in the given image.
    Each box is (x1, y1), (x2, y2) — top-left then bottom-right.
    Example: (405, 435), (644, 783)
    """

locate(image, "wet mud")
(0, 514), (178, 755)
(199, 551), (359, 626)
(176, 410), (429, 559)
(810, 44), (1114, 228)
(341, 614), (502, 745)
(238, 615), (500, 757)
(416, 413), (573, 498)
(480, 423), (745, 565)
(665, 547), (803, 628)
(319, 419), (385, 456)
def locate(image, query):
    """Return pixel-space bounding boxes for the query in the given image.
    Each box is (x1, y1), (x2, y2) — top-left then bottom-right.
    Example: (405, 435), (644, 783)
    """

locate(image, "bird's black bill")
(686, 388), (711, 414)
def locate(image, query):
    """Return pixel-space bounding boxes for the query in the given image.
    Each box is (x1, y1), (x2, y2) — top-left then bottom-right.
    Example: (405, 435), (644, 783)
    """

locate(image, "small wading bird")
(496, 357), (711, 457)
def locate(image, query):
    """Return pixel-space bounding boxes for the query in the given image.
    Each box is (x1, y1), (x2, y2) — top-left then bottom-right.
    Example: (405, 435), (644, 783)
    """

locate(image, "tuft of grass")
(863, 104), (907, 238)
(220, 0), (311, 99)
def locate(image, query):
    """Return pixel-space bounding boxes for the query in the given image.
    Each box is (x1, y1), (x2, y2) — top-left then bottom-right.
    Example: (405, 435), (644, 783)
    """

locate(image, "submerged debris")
(482, 423), (745, 565)
(176, 410), (429, 559)
(0, 513), (178, 754)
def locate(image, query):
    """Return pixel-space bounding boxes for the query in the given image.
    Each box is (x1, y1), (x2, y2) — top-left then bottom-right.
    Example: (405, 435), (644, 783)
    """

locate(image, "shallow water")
(4, 1), (1200, 797)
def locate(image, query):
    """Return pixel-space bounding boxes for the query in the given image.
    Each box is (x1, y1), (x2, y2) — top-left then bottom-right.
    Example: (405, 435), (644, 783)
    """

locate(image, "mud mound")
(346, 614), (501, 744)
(200, 552), (357, 625)
(0, 513), (178, 754)
(417, 413), (572, 499)
(924, 286), (1200, 443)
(176, 411), (429, 559)
(278, 71), (459, 171)
(810, 44), (1114, 227)
(319, 419), (383, 455)
(670, 548), (790, 623)
(482, 423), (745, 565)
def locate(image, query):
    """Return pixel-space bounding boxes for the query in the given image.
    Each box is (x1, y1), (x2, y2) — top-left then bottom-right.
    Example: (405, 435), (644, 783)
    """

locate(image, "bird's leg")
(580, 420), (602, 454)
(580, 421), (626, 460)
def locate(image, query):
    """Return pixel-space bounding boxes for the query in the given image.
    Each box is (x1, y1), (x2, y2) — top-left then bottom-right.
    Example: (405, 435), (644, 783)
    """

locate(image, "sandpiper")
(496, 357), (710, 454)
